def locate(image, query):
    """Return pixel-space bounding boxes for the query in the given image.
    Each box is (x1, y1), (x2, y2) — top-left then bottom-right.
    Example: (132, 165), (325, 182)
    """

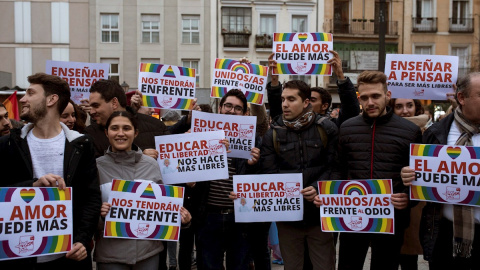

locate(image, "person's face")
(164, 159), (170, 166)
(219, 96), (245, 116)
(310, 91), (328, 114)
(89, 92), (117, 126)
(241, 198), (246, 206)
(105, 116), (137, 152)
(393, 98), (416, 117)
(60, 103), (76, 130)
(458, 76), (480, 124)
(138, 107), (155, 116)
(281, 88), (309, 120)
(0, 107), (11, 136)
(358, 83), (391, 118)
(20, 84), (48, 123)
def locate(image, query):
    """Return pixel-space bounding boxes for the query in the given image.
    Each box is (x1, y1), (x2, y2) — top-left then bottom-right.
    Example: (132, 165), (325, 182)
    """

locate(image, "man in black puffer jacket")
(333, 71), (422, 270)
(261, 80), (338, 270)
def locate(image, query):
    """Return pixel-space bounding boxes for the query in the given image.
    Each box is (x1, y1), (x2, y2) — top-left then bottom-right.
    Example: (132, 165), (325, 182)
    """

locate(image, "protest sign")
(46, 60), (109, 104)
(0, 187), (73, 261)
(104, 179), (184, 241)
(318, 179), (394, 234)
(409, 144), (480, 206)
(211, 59), (268, 105)
(272, 32), (333, 76)
(385, 54), (458, 100)
(191, 111), (256, 159)
(155, 130), (229, 184)
(233, 174), (303, 222)
(138, 63), (196, 110)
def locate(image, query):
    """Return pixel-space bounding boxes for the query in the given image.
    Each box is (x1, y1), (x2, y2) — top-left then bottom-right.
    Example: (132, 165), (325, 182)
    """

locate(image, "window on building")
(289, 75), (310, 85)
(141, 58), (160, 64)
(292, 15), (307, 32)
(333, 0), (350, 33)
(221, 7), (252, 33)
(452, 46), (470, 76)
(182, 60), (200, 87)
(413, 0), (436, 31)
(416, 0), (433, 18)
(51, 2), (69, 43)
(101, 58), (119, 82)
(182, 15), (200, 44)
(260, 15), (275, 35)
(142, 14), (160, 43)
(101, 14), (119, 43)
(452, 0), (468, 24)
(414, 45), (433, 55)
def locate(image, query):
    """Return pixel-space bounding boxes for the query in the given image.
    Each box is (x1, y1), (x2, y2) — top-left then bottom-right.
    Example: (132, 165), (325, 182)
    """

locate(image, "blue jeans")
(197, 212), (249, 270)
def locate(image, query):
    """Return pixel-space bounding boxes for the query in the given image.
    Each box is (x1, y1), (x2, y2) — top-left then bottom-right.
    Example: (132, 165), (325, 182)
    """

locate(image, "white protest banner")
(138, 63), (196, 110)
(233, 174), (303, 222)
(385, 54), (458, 100)
(46, 60), (109, 104)
(409, 144), (480, 206)
(211, 59), (268, 105)
(104, 179), (184, 241)
(191, 111), (256, 159)
(0, 187), (73, 261)
(272, 32), (333, 76)
(155, 130), (229, 184)
(318, 179), (394, 234)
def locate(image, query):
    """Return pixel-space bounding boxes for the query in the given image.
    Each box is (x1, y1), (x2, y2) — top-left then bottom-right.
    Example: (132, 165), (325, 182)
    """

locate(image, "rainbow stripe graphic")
(410, 144), (443, 157)
(245, 91), (263, 105)
(321, 217), (394, 233)
(164, 66), (176, 78)
(104, 221), (180, 241)
(215, 59), (236, 70)
(159, 185), (184, 198)
(0, 235), (72, 260)
(319, 180), (392, 196)
(178, 67), (195, 77)
(40, 188), (71, 201)
(0, 188), (15, 202)
(211, 87), (229, 98)
(310, 33), (333, 41)
(275, 63), (331, 75)
(139, 63), (164, 73)
(410, 186), (480, 206)
(215, 59), (268, 76)
(111, 179), (142, 193)
(140, 184), (156, 200)
(141, 96), (194, 110)
(274, 33), (296, 42)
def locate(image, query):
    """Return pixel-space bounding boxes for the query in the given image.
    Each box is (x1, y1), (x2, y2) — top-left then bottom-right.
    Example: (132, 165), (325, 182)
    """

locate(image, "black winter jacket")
(85, 109), (169, 157)
(419, 113), (454, 261)
(337, 107), (422, 228)
(261, 114), (338, 225)
(0, 124), (101, 268)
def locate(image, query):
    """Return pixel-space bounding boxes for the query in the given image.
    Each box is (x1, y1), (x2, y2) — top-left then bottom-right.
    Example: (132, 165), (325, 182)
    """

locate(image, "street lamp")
(120, 81), (129, 92)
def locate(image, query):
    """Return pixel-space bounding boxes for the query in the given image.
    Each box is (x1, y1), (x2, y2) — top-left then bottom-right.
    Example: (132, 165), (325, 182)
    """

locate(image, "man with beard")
(0, 73), (101, 269)
(0, 103), (12, 136)
(320, 71), (422, 270)
(260, 80), (338, 270)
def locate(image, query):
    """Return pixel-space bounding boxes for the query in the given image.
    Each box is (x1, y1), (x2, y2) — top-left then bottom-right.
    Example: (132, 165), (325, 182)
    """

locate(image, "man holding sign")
(0, 73), (101, 269)
(260, 80), (338, 270)
(402, 72), (480, 269)
(333, 71), (422, 270)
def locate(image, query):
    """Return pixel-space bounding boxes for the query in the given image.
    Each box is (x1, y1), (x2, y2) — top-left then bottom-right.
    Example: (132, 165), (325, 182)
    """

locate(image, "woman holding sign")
(94, 111), (191, 270)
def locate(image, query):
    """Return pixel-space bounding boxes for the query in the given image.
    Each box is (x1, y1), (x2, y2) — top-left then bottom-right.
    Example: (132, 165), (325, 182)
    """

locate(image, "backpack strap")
(273, 128), (280, 155)
(316, 117), (328, 149)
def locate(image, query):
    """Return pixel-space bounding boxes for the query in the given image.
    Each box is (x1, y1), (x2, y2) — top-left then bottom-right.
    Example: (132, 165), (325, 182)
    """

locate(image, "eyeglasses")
(222, 103), (244, 113)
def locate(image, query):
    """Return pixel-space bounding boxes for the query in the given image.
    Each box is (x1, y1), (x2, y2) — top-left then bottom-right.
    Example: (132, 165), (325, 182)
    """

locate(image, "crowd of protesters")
(0, 50), (478, 270)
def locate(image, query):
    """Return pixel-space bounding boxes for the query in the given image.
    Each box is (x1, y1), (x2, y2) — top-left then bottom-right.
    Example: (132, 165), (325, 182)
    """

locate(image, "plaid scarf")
(452, 107), (479, 257)
(282, 104), (315, 131)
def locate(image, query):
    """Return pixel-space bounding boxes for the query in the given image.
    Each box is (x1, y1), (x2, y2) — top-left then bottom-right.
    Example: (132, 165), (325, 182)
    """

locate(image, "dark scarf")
(282, 104), (315, 131)
(452, 107), (479, 257)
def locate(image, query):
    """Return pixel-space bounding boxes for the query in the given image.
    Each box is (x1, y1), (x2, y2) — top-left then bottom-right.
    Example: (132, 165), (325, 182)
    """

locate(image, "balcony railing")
(412, 17), (437, 32)
(449, 18), (474, 33)
(255, 34), (273, 49)
(329, 19), (398, 36)
(222, 33), (250, 48)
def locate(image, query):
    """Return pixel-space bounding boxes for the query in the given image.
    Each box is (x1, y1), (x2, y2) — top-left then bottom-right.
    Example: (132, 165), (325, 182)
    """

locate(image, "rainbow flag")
(2, 91), (19, 120)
